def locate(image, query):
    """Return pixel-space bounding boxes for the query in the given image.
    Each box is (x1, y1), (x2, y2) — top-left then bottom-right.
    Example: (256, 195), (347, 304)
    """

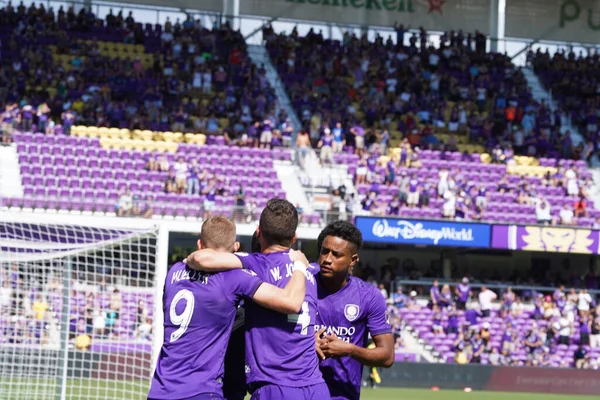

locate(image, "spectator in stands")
(332, 122), (344, 153)
(578, 289), (593, 318)
(378, 283), (388, 299)
(432, 306), (444, 335)
(558, 313), (571, 345)
(202, 179), (218, 220)
(524, 325), (543, 355)
(446, 305), (459, 334)
(465, 303), (480, 327)
(511, 297), (524, 317)
(116, 190), (133, 217)
(502, 321), (517, 354)
(439, 284), (453, 308)
(574, 195), (588, 218)
(470, 332), (484, 364)
(591, 313), (600, 348)
(157, 156), (170, 173)
(392, 287), (408, 308)
(455, 278), (471, 310)
(429, 280), (441, 308)
(559, 204), (575, 225)
(186, 160), (201, 196)
(478, 286), (497, 318)
(296, 131), (311, 167)
(92, 308), (106, 339)
(535, 198), (553, 225)
(581, 314), (592, 346)
(136, 317), (153, 341)
(406, 174), (420, 208)
(0, 280), (11, 314)
(173, 157), (188, 194)
(574, 345), (588, 369)
(565, 167), (579, 197)
(318, 129), (334, 165)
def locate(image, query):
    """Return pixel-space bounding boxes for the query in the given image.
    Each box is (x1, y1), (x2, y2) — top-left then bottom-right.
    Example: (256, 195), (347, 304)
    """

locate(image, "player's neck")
(319, 275), (348, 294)
(262, 245), (289, 254)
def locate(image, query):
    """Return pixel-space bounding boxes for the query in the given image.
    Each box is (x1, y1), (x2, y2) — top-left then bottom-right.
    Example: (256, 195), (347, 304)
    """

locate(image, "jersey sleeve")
(366, 287), (392, 337)
(223, 269), (264, 302)
(234, 252), (261, 273)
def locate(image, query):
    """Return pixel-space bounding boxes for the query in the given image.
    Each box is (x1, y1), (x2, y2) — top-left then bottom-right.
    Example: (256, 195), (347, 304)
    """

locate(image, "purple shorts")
(149, 393), (223, 400)
(250, 383), (330, 400)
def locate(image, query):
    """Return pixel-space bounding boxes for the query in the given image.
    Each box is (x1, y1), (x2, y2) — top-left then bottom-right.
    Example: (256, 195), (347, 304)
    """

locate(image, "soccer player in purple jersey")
(313, 221), (394, 400)
(186, 199), (330, 400)
(148, 216), (310, 400)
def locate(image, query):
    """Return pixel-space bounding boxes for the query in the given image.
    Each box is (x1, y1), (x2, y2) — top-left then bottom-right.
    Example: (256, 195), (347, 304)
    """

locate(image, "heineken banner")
(240, 0), (492, 34)
(505, 0), (600, 44)
(119, 0), (222, 11)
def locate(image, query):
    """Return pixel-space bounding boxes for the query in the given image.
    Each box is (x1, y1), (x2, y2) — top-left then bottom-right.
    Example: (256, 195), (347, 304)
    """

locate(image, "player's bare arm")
(185, 248), (243, 272)
(320, 332), (395, 368)
(252, 260), (307, 314)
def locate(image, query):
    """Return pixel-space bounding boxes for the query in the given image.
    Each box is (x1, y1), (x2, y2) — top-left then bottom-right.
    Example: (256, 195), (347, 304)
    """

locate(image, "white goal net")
(0, 217), (161, 400)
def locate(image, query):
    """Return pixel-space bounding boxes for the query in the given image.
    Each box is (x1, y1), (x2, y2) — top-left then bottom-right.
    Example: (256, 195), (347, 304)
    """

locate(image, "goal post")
(0, 214), (167, 400)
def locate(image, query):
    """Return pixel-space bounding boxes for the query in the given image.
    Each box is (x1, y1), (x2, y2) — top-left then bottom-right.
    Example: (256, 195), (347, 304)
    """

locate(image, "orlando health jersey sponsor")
(148, 262), (262, 400)
(235, 252), (324, 388)
(314, 275), (392, 400)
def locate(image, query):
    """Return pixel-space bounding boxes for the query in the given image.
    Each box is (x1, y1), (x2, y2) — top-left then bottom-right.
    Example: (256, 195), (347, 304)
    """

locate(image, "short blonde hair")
(200, 216), (237, 251)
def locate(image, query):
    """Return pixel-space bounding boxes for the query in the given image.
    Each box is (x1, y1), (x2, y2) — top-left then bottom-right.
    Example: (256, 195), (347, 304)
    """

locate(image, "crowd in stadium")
(0, 262), (154, 348)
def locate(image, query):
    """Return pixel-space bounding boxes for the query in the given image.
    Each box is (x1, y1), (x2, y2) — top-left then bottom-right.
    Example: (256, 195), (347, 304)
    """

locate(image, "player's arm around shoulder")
(184, 248), (243, 272)
(252, 249), (309, 314)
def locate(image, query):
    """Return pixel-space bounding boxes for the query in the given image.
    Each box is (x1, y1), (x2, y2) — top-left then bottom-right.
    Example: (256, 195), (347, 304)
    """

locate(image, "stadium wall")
(377, 363), (600, 395)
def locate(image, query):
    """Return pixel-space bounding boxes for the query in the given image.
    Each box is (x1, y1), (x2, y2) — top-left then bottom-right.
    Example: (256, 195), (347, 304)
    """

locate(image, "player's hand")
(320, 334), (354, 358)
(288, 249), (309, 266)
(315, 327), (327, 360)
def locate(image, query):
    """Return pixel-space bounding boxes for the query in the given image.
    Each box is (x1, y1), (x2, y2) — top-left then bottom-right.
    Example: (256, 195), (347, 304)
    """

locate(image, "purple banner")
(491, 225), (600, 254)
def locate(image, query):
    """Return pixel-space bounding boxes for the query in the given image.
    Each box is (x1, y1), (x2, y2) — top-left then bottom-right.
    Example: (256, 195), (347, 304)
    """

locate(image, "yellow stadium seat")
(138, 130), (153, 141)
(165, 142), (179, 153)
(96, 127), (109, 137)
(85, 127), (99, 138)
(154, 142), (167, 152)
(106, 127), (120, 139)
(171, 132), (183, 143)
(144, 141), (158, 152)
(480, 153), (492, 164)
(184, 133), (197, 144)
(119, 128), (132, 139)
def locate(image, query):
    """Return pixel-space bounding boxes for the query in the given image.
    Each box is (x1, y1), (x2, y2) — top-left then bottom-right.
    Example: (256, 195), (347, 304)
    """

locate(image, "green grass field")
(1, 381), (595, 400)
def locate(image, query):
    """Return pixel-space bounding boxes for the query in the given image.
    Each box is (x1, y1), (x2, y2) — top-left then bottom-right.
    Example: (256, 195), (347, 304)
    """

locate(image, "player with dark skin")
(315, 230), (395, 368)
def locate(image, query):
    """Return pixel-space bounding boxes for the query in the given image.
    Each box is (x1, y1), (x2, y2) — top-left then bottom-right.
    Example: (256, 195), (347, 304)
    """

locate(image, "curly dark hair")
(259, 198), (298, 247)
(317, 220), (363, 253)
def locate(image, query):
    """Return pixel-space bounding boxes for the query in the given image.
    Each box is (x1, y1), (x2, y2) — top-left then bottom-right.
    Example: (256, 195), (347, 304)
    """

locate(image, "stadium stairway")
(522, 67), (585, 147)
(0, 144), (24, 200)
(274, 163), (313, 214)
(401, 325), (437, 363)
(247, 44), (303, 136)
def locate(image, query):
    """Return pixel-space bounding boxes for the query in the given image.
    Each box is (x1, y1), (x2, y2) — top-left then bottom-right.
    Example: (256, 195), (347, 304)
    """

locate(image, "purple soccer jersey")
(148, 262), (263, 400)
(314, 276), (392, 400)
(235, 252), (325, 389)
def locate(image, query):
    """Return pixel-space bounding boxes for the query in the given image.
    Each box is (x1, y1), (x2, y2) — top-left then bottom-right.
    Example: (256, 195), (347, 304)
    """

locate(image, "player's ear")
(233, 241), (240, 252)
(196, 239), (203, 250)
(350, 253), (359, 268)
(290, 233), (297, 245)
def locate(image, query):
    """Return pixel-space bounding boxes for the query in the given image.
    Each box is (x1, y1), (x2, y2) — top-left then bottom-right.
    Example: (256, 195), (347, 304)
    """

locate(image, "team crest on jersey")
(344, 304), (360, 322)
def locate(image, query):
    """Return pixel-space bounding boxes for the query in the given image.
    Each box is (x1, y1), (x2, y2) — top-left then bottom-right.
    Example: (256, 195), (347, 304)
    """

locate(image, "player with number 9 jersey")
(236, 251), (324, 392)
(148, 262), (264, 400)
